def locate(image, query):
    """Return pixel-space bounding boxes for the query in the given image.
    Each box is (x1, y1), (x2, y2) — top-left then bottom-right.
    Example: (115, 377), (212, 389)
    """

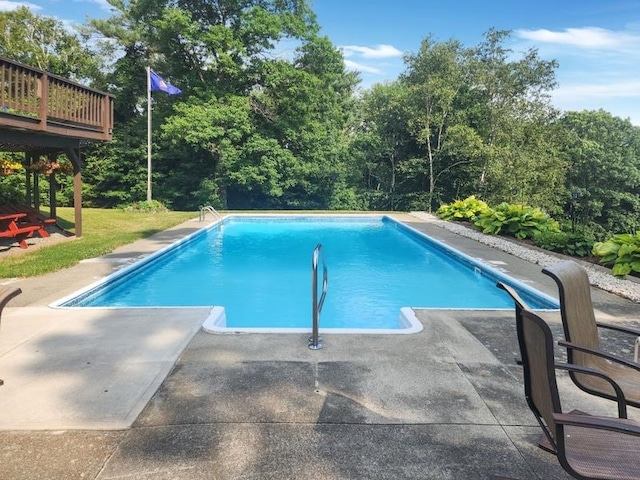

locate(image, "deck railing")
(0, 56), (113, 141)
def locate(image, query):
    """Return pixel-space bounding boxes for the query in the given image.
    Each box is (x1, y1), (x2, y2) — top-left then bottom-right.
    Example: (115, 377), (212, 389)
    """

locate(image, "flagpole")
(146, 66), (152, 202)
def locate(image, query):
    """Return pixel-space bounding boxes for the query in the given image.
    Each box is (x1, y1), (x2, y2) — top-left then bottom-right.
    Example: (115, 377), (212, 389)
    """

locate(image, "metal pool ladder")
(309, 244), (328, 350)
(199, 205), (222, 221)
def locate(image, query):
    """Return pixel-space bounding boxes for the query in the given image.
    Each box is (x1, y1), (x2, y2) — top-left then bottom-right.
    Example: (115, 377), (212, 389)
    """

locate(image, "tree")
(557, 110), (640, 234)
(0, 7), (101, 80)
(84, 0), (338, 209)
(463, 30), (562, 209)
(401, 37), (474, 211)
(354, 82), (413, 210)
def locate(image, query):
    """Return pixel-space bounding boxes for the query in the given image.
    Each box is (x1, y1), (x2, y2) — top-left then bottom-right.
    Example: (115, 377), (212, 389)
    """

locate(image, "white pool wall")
(202, 305), (424, 334)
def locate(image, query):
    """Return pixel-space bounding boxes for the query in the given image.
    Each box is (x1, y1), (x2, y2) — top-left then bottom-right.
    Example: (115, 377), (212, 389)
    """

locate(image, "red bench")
(0, 213), (41, 249)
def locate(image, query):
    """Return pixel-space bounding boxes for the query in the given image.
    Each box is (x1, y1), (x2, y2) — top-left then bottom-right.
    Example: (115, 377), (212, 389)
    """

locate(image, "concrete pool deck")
(0, 213), (639, 479)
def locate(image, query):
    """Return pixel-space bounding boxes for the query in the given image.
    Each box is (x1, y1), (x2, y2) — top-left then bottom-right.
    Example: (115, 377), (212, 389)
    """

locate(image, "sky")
(2, 0), (640, 124)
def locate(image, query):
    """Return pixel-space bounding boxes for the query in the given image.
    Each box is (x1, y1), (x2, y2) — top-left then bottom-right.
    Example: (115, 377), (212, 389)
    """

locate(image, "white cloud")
(74, 0), (113, 13)
(338, 44), (403, 83)
(344, 59), (381, 74)
(340, 44), (403, 59)
(552, 82), (640, 124)
(515, 27), (640, 49)
(0, 0), (41, 11)
(512, 26), (640, 124)
(553, 80), (640, 100)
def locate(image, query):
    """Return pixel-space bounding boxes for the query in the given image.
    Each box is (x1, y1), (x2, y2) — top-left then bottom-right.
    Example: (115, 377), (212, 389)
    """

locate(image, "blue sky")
(3, 0), (640, 124)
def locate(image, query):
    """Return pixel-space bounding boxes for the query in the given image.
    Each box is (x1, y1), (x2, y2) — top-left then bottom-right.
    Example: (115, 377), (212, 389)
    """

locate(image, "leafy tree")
(84, 0), (341, 210)
(401, 37), (477, 211)
(353, 82), (413, 210)
(462, 30), (563, 209)
(244, 36), (359, 209)
(0, 7), (102, 80)
(557, 110), (640, 234)
(384, 31), (563, 213)
(82, 120), (149, 207)
(160, 94), (254, 208)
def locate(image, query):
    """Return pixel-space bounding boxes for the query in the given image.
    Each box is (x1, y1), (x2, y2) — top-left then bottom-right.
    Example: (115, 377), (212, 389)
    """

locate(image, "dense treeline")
(1, 1), (640, 237)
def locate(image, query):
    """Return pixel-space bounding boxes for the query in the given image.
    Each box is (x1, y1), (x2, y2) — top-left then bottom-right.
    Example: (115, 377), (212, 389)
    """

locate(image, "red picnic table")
(0, 213), (41, 249)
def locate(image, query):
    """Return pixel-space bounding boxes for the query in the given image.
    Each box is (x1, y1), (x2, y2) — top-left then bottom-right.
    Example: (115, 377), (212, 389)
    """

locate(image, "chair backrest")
(542, 261), (600, 364)
(516, 308), (563, 451)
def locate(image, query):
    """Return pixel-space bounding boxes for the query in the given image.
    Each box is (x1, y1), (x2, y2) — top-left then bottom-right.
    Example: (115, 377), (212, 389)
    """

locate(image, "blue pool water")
(58, 216), (556, 329)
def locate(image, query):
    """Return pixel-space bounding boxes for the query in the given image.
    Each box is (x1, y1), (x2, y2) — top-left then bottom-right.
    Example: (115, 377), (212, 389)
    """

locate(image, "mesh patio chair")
(499, 281), (640, 479)
(0, 286), (21, 386)
(542, 260), (640, 408)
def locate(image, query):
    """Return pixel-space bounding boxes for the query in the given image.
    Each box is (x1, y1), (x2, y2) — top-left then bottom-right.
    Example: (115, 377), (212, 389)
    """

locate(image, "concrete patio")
(0, 214), (638, 479)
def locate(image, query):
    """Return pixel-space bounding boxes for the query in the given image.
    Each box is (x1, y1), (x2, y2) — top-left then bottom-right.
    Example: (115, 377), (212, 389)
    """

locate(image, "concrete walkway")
(0, 214), (638, 479)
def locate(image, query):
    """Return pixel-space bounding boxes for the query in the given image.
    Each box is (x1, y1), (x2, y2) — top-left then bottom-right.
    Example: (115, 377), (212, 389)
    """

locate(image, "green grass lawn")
(0, 207), (196, 278)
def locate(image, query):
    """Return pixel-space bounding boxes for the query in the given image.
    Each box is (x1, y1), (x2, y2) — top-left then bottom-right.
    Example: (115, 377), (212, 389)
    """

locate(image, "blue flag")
(149, 70), (181, 95)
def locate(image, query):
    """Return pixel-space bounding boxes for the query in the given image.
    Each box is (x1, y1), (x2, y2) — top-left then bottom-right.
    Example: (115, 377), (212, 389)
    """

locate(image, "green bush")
(0, 175), (25, 204)
(592, 232), (640, 276)
(436, 195), (490, 222)
(121, 200), (169, 213)
(473, 202), (560, 240)
(533, 230), (594, 257)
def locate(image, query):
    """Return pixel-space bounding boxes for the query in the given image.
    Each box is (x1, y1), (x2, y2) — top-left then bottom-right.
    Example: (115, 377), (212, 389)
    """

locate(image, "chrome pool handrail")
(309, 243), (328, 350)
(199, 205), (221, 222)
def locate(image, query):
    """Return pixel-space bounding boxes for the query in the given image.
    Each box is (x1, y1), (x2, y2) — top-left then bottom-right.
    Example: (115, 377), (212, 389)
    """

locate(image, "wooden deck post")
(65, 147), (83, 237)
(74, 169), (82, 237)
(24, 152), (32, 205)
(33, 166), (40, 211)
(48, 153), (57, 220)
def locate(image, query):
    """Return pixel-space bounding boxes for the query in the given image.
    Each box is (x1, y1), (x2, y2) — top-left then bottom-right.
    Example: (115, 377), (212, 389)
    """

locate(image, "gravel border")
(410, 211), (640, 304)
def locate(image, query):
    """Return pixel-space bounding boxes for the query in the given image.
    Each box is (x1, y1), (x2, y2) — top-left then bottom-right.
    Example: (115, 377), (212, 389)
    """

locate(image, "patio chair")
(0, 286), (21, 386)
(499, 289), (640, 479)
(542, 260), (640, 409)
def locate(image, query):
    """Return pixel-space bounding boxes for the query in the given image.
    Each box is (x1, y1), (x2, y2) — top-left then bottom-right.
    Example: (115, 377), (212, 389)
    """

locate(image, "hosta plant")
(473, 202), (560, 240)
(592, 232), (640, 277)
(436, 196), (490, 222)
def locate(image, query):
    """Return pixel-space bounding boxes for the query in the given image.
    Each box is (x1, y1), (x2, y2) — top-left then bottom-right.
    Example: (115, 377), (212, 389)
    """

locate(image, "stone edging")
(409, 211), (640, 304)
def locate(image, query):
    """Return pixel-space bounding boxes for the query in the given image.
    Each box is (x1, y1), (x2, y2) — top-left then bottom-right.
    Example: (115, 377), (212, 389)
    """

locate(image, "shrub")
(436, 196), (490, 222)
(473, 202), (560, 240)
(533, 230), (595, 257)
(122, 200), (169, 213)
(592, 232), (640, 277)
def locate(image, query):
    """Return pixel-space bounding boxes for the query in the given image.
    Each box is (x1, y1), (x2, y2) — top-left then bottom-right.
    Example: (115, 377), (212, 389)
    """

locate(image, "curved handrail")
(199, 205), (221, 222)
(309, 244), (328, 350)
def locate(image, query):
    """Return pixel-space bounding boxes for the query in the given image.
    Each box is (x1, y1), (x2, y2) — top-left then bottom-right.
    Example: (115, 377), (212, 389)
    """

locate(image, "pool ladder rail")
(309, 243), (328, 350)
(199, 205), (222, 222)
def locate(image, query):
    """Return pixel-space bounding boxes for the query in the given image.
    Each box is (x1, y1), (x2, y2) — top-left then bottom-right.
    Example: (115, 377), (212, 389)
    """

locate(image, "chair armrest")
(0, 286), (21, 311)
(552, 412), (640, 436)
(597, 321), (640, 337)
(496, 281), (531, 311)
(559, 340), (640, 371)
(555, 362), (628, 418)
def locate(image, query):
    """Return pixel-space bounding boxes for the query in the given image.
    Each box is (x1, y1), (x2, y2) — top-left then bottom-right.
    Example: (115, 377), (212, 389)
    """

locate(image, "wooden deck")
(0, 56), (113, 150)
(0, 56), (115, 237)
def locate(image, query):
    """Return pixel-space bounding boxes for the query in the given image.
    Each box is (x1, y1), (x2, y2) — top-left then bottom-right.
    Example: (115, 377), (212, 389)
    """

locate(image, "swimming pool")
(53, 215), (557, 332)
